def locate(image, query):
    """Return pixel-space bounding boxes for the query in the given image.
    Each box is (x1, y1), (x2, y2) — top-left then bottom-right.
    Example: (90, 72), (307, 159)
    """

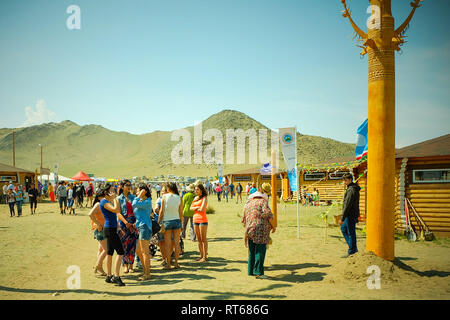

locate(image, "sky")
(0, 0), (449, 147)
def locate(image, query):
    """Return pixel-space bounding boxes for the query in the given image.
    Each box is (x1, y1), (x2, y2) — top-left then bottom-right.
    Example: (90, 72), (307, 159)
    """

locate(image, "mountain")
(0, 110), (355, 178)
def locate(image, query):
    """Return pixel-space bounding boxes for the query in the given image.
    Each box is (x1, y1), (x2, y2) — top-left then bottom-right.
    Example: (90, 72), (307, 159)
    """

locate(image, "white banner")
(218, 163), (223, 184)
(279, 127), (297, 192)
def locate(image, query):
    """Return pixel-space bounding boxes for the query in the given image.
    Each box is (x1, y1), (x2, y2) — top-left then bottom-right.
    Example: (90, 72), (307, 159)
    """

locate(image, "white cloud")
(22, 100), (57, 127)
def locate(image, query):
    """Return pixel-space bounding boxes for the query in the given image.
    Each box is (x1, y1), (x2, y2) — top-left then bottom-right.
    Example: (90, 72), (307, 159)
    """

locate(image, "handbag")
(151, 218), (161, 236)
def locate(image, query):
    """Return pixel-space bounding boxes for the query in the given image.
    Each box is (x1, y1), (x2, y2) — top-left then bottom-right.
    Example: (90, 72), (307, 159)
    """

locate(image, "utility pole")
(12, 129), (16, 167)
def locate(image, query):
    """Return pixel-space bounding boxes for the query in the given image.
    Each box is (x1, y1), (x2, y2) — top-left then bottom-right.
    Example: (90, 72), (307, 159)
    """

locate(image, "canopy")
(72, 171), (93, 181)
(38, 173), (74, 182)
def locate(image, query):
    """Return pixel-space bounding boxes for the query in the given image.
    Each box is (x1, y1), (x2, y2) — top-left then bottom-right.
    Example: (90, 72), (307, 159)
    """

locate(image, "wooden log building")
(224, 167), (287, 197)
(0, 162), (37, 194)
(394, 134), (450, 237)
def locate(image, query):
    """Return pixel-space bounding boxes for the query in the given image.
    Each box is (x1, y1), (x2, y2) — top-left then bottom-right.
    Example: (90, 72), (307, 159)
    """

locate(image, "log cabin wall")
(395, 156), (450, 237)
(353, 161), (367, 222)
(299, 172), (346, 202)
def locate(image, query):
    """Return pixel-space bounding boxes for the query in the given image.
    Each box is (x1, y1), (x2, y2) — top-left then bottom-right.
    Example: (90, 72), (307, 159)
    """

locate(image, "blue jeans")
(16, 200), (23, 216)
(341, 216), (358, 255)
(182, 216), (196, 241)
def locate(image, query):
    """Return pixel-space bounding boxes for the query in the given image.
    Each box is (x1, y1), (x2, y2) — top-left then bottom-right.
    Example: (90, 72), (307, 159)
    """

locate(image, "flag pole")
(271, 150), (277, 228)
(295, 126), (300, 239)
(297, 166), (300, 239)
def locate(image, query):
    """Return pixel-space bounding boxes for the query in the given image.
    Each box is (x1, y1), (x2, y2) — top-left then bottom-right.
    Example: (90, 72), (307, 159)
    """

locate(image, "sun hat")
(261, 183), (271, 195)
(186, 184), (195, 192)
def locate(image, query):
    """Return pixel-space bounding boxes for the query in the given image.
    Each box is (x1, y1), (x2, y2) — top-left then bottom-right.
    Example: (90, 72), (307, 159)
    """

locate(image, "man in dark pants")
(28, 183), (39, 215)
(340, 173), (360, 258)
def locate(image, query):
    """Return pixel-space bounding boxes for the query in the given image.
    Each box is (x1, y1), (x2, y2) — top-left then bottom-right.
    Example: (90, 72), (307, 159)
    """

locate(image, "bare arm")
(179, 198), (183, 220)
(104, 198), (120, 213)
(158, 197), (165, 224)
(88, 203), (102, 229)
(104, 198), (129, 227)
(198, 197), (207, 212)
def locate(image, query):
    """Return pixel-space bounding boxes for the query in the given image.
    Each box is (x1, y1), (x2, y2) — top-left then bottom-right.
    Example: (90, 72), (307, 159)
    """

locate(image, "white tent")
(38, 173), (74, 183)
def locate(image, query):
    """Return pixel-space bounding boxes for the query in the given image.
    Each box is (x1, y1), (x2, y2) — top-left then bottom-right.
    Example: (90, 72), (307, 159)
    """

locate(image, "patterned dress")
(119, 199), (138, 265)
(242, 198), (274, 244)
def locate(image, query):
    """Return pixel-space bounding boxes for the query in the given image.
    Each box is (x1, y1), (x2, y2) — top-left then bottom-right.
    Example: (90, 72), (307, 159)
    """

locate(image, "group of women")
(88, 180), (209, 286)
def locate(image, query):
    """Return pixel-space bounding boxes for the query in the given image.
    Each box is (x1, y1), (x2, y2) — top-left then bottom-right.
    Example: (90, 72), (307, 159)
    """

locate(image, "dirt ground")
(0, 193), (449, 300)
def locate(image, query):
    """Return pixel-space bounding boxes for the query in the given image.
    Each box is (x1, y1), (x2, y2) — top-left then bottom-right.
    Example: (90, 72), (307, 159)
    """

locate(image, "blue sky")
(0, 0), (448, 147)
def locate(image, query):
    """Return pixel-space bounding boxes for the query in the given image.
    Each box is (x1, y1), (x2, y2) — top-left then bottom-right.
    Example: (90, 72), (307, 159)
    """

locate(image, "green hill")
(0, 110), (355, 178)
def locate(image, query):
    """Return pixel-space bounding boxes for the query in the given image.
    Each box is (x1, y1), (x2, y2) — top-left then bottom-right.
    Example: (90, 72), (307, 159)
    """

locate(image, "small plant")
(206, 205), (215, 215)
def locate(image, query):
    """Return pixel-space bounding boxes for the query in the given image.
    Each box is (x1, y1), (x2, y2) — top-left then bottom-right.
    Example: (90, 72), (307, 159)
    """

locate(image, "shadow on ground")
(0, 285), (286, 300)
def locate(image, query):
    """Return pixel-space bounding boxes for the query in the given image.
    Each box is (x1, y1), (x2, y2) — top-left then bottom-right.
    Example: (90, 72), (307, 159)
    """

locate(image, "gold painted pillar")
(341, 0), (422, 261)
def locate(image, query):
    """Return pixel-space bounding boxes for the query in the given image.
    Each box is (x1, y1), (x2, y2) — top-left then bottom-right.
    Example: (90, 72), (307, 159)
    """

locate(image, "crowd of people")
(2, 172), (360, 284)
(1, 180), (39, 217)
(88, 180), (209, 286)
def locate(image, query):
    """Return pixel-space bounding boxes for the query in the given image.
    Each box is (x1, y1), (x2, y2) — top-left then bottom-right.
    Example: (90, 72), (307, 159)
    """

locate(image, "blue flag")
(260, 163), (272, 175)
(355, 119), (368, 160)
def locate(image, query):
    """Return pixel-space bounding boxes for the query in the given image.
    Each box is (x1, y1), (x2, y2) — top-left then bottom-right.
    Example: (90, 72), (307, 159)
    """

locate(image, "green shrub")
(206, 205), (216, 214)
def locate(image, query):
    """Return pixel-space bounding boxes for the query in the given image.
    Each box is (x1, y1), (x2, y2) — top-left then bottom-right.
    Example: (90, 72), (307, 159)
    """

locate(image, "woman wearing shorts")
(88, 189), (107, 276)
(191, 183), (209, 262)
(67, 183), (75, 215)
(100, 184), (132, 286)
(132, 183), (153, 281)
(158, 182), (183, 270)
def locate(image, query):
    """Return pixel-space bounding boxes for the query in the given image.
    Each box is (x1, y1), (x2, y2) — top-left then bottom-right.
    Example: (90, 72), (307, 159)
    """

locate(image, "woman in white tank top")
(158, 182), (183, 269)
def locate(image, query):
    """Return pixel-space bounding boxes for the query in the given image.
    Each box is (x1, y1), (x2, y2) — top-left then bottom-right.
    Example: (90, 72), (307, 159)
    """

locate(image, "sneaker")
(105, 275), (113, 283)
(112, 276), (125, 286)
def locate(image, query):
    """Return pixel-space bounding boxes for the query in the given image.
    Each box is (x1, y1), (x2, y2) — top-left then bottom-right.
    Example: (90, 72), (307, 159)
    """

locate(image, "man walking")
(340, 173), (360, 258)
(56, 181), (68, 214)
(28, 183), (39, 215)
(181, 184), (196, 241)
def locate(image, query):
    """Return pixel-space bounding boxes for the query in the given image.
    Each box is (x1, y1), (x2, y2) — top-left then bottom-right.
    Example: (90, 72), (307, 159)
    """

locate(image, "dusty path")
(0, 195), (449, 300)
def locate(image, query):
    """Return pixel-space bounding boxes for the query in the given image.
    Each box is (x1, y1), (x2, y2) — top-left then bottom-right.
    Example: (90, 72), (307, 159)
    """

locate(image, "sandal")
(138, 274), (151, 281)
(94, 266), (107, 276)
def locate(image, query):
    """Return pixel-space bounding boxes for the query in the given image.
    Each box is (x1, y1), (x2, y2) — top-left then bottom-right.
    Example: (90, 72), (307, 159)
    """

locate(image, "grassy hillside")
(0, 110), (355, 178)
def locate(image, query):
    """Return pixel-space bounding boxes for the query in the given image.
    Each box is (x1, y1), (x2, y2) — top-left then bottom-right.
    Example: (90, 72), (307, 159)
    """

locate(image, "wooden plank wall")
(395, 156), (450, 237)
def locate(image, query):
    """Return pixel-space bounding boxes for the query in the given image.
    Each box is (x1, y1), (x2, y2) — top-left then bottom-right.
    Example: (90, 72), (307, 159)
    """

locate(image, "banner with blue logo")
(279, 127), (297, 191)
(355, 119), (368, 160)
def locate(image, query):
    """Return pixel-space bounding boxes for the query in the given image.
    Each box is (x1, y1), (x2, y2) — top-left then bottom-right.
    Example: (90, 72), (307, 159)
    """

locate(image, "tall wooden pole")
(341, 0), (422, 261)
(271, 150), (277, 228)
(40, 145), (43, 171)
(12, 129), (16, 167)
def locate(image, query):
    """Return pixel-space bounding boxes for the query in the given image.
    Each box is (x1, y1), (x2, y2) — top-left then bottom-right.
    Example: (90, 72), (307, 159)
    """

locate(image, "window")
(328, 171), (350, 180)
(412, 169), (450, 183)
(234, 175), (251, 181)
(1, 176), (17, 182)
(304, 172), (326, 181)
(261, 175), (282, 180)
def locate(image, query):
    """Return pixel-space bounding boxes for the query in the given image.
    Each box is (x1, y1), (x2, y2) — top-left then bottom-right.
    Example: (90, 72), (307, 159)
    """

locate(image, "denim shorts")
(94, 229), (106, 241)
(138, 224), (152, 241)
(68, 198), (74, 208)
(194, 222), (208, 226)
(163, 219), (182, 231)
